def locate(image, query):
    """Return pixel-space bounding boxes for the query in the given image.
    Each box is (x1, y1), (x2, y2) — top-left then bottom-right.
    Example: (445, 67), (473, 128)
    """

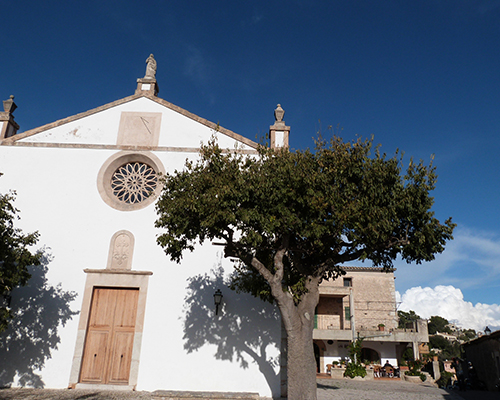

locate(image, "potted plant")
(399, 359), (409, 373)
(344, 338), (367, 379)
(405, 360), (426, 382)
(332, 361), (339, 368)
(378, 323), (385, 331)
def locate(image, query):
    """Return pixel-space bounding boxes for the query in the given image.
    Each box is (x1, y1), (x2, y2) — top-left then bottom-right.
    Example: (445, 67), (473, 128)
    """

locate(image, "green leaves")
(398, 310), (421, 329)
(155, 135), (455, 301)
(0, 187), (41, 332)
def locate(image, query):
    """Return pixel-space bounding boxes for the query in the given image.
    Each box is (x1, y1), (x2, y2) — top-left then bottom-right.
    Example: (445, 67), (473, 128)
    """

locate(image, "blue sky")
(2, 1), (500, 330)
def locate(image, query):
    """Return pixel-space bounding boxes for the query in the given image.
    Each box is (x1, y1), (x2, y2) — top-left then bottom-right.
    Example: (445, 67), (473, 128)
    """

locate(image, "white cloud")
(398, 285), (500, 332)
(394, 226), (500, 294)
(184, 46), (208, 84)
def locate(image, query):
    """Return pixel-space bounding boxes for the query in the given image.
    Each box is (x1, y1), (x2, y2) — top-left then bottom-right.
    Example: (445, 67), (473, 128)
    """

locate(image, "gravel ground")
(0, 380), (497, 400)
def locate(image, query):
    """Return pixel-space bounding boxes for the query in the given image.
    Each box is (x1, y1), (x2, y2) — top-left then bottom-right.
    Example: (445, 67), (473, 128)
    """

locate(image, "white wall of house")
(0, 96), (281, 397)
(360, 342), (397, 366)
(321, 341), (398, 367)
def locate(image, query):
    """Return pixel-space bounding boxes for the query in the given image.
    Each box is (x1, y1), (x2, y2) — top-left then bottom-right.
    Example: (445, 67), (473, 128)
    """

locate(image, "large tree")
(428, 315), (451, 335)
(398, 310), (421, 329)
(155, 136), (455, 400)
(0, 186), (41, 332)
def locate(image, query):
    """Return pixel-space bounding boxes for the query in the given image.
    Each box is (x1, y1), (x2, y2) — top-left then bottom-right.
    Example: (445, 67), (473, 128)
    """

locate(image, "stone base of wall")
(152, 391), (260, 400)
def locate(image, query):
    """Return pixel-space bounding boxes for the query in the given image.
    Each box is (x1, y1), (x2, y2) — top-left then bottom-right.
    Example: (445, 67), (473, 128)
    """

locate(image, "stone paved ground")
(317, 379), (499, 400)
(0, 388), (154, 400)
(0, 380), (498, 400)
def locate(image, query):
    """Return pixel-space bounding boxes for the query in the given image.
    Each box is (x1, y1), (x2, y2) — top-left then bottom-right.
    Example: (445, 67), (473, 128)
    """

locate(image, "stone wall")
(464, 331), (500, 391)
(319, 267), (398, 331)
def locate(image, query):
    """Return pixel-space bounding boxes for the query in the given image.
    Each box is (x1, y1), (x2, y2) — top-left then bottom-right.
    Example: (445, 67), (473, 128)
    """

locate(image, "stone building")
(313, 266), (429, 372)
(0, 56), (288, 397)
(464, 329), (500, 391)
(1, 55), (426, 394)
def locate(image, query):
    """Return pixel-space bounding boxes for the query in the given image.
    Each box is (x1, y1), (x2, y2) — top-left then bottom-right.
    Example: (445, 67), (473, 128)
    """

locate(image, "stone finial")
(1, 95), (20, 139)
(3, 95), (17, 114)
(144, 54), (157, 79)
(274, 104), (285, 124)
(269, 103), (290, 149)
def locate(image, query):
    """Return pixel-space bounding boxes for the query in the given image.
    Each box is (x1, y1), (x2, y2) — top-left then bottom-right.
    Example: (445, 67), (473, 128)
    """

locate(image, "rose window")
(111, 162), (157, 204)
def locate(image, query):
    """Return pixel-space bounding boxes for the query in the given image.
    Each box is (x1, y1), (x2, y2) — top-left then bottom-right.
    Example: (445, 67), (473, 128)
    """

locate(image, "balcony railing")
(315, 314), (350, 330)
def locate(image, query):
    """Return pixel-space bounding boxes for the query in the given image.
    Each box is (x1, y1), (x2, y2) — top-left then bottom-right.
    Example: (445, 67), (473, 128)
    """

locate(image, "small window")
(343, 278), (352, 287)
(345, 306), (351, 320)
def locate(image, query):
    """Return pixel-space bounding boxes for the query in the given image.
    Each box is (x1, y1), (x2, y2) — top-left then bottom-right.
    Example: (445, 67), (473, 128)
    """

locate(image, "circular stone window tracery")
(111, 162), (157, 204)
(97, 151), (165, 211)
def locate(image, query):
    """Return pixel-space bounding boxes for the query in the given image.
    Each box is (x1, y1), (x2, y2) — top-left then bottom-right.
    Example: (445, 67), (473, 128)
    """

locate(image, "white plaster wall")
(361, 342), (398, 367)
(322, 341), (397, 367)
(19, 97), (254, 151)
(322, 341), (350, 364)
(0, 144), (279, 395)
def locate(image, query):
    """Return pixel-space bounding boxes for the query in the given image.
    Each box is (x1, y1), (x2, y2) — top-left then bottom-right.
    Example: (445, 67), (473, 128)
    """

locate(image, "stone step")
(151, 391), (260, 400)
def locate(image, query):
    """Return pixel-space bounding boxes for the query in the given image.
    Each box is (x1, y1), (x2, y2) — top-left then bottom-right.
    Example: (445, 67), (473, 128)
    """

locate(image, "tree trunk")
(274, 281), (320, 400)
(249, 250), (321, 400)
(285, 318), (317, 400)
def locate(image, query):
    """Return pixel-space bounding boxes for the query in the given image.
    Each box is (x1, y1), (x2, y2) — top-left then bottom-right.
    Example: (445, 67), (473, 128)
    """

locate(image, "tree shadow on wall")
(0, 252), (79, 388)
(183, 266), (281, 396)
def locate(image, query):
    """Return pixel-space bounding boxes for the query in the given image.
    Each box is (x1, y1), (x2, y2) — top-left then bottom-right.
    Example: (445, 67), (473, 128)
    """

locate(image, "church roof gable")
(1, 93), (258, 151)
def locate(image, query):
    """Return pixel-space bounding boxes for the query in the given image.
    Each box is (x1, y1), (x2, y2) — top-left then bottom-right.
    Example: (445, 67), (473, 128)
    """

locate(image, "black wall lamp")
(214, 289), (223, 316)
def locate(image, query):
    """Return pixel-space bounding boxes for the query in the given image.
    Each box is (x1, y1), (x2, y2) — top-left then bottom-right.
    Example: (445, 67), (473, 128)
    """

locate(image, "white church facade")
(0, 56), (428, 395)
(0, 56), (288, 397)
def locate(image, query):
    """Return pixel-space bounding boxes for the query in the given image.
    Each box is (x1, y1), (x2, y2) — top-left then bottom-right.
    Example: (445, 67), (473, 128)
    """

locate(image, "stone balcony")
(313, 325), (428, 343)
(318, 286), (351, 296)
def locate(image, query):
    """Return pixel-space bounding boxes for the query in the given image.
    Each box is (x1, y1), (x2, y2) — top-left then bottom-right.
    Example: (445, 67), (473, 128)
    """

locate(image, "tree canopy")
(0, 186), (41, 332)
(429, 334), (461, 360)
(156, 136), (454, 295)
(398, 310), (421, 329)
(457, 329), (476, 341)
(155, 136), (455, 400)
(428, 315), (451, 335)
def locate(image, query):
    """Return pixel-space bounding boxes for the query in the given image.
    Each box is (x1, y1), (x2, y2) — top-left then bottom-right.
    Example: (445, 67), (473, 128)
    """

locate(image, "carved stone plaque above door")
(107, 230), (134, 270)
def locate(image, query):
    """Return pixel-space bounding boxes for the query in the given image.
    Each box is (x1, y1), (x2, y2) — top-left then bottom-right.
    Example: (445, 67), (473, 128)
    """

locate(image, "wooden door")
(80, 288), (139, 385)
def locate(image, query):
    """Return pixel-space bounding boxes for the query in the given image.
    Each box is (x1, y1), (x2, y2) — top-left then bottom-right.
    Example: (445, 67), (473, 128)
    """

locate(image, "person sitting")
(383, 361), (394, 377)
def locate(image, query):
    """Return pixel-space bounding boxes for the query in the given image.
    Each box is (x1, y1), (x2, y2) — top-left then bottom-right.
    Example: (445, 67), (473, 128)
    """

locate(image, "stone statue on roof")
(144, 54), (157, 79)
